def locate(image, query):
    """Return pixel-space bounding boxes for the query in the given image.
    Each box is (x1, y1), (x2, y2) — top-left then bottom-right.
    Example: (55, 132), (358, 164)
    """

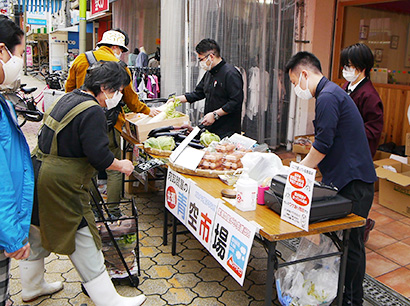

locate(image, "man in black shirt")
(173, 39), (244, 138)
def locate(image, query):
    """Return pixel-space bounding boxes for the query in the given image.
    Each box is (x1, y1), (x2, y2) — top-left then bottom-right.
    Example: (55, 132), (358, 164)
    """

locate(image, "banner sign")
(210, 204), (256, 285)
(165, 168), (256, 285)
(26, 45), (33, 67)
(91, 0), (109, 16)
(186, 183), (219, 249)
(165, 168), (191, 225)
(281, 162), (316, 231)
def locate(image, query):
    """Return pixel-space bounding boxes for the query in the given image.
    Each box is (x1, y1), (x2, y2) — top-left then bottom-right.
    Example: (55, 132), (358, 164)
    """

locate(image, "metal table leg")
(162, 169), (168, 246)
(337, 229), (350, 306)
(171, 215), (178, 256)
(163, 209), (168, 246)
(265, 240), (277, 306)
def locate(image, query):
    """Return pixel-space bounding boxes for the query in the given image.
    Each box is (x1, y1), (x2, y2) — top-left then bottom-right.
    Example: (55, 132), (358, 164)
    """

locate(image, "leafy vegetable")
(148, 96), (183, 123)
(144, 136), (176, 151)
(200, 130), (220, 147)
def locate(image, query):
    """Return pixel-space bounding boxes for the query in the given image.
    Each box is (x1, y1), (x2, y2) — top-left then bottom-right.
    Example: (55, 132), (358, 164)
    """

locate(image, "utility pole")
(79, 0), (86, 54)
(23, 10), (27, 75)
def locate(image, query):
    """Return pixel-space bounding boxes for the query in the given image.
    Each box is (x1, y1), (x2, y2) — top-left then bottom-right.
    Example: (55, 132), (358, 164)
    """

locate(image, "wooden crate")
(124, 112), (190, 143)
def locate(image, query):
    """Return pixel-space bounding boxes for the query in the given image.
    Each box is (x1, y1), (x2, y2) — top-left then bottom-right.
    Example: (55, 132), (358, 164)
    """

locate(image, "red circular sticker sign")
(288, 171), (306, 189)
(166, 186), (177, 209)
(291, 190), (309, 206)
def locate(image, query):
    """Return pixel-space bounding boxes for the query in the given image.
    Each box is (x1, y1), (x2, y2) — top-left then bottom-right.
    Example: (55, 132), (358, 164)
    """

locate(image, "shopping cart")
(88, 178), (141, 287)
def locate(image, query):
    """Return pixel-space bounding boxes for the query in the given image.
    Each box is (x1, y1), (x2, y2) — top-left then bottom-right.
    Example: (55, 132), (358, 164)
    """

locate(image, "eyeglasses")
(197, 53), (213, 63)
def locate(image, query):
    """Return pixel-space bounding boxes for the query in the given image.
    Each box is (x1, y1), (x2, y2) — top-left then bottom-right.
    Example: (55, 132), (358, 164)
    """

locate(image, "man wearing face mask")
(285, 51), (377, 306)
(66, 29), (160, 215)
(340, 43), (383, 244)
(171, 38), (244, 138)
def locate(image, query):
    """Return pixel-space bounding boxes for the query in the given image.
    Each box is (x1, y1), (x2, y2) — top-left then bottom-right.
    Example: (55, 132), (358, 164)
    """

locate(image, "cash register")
(264, 174), (352, 223)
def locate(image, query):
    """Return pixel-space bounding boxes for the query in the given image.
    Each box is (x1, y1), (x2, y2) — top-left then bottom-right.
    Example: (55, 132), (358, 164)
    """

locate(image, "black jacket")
(185, 59), (244, 138)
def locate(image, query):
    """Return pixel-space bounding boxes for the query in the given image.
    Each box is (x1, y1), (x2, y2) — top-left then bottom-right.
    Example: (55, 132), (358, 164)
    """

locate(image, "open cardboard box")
(373, 150), (394, 191)
(374, 158), (410, 217)
(124, 112), (190, 143)
(293, 134), (314, 154)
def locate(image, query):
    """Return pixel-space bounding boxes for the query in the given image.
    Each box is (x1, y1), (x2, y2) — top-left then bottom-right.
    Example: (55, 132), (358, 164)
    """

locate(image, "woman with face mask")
(0, 15), (34, 306)
(27, 61), (146, 306)
(340, 43), (384, 158)
(340, 43), (384, 244)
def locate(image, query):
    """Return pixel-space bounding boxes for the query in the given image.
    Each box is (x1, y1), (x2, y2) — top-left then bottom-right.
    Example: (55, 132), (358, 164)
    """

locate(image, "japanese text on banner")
(281, 161), (316, 231)
(210, 204), (256, 285)
(186, 184), (219, 250)
(165, 168), (191, 225)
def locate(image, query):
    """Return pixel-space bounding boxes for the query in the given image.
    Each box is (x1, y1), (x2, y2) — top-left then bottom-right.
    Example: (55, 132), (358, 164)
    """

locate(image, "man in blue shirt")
(285, 52), (377, 306)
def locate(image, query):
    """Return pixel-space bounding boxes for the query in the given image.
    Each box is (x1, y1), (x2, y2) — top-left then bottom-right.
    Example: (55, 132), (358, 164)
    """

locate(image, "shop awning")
(17, 0), (63, 14)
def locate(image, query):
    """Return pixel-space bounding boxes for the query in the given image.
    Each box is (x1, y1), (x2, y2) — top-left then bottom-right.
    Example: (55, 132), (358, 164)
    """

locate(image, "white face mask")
(103, 90), (123, 110)
(0, 46), (23, 88)
(114, 51), (122, 60)
(199, 55), (213, 71)
(342, 66), (359, 83)
(294, 73), (313, 100)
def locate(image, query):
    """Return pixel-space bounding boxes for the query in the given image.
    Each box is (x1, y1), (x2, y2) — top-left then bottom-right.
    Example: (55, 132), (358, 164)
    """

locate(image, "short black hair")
(83, 61), (130, 97)
(340, 43), (374, 78)
(285, 51), (322, 74)
(0, 15), (24, 53)
(195, 38), (221, 57)
(133, 48), (140, 55)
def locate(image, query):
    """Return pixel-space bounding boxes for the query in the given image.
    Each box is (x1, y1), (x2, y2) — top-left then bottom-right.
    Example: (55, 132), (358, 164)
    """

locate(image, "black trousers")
(338, 180), (374, 306)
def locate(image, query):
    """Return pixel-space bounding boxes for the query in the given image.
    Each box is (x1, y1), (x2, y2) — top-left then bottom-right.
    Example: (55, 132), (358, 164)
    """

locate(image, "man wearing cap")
(66, 29), (160, 213)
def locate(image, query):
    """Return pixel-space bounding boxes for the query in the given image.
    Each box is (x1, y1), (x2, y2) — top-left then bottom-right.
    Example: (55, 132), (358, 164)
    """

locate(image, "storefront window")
(341, 1), (410, 85)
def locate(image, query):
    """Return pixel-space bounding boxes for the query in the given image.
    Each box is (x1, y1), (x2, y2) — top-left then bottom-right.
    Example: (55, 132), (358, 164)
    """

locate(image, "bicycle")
(1, 72), (66, 127)
(2, 85), (44, 127)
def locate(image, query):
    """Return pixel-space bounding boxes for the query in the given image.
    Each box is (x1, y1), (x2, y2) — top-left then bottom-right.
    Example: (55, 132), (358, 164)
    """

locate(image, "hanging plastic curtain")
(186, 0), (295, 146)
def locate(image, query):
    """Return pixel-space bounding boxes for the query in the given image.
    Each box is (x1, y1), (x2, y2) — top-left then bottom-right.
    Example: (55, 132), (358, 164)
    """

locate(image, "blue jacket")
(0, 93), (34, 253)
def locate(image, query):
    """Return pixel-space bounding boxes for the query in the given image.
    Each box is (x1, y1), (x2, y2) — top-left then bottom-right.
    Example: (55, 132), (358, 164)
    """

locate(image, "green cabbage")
(200, 130), (220, 147)
(144, 136), (175, 151)
(164, 96), (183, 119)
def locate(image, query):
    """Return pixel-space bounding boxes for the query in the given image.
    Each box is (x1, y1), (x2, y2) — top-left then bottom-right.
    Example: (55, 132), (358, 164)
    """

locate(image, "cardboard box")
(373, 150), (393, 191)
(374, 158), (410, 217)
(293, 134), (314, 154)
(406, 133), (410, 156)
(124, 112), (190, 143)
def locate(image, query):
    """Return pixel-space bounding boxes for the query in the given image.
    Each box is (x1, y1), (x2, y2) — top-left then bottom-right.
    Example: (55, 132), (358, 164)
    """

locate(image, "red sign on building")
(91, 0), (109, 15)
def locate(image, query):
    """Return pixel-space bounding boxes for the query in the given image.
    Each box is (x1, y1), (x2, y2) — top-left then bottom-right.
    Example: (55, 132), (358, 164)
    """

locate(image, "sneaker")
(364, 218), (375, 243)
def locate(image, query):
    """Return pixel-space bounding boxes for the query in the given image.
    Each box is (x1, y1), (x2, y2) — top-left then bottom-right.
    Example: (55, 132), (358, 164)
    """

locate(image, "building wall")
(293, 0), (336, 137)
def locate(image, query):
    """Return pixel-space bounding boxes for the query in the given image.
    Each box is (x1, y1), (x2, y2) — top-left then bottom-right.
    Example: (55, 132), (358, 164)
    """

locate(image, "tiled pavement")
(8, 73), (409, 306)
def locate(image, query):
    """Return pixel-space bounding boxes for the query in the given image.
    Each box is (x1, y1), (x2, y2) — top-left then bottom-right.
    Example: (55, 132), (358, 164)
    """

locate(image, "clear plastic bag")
(241, 152), (287, 185)
(276, 234), (340, 306)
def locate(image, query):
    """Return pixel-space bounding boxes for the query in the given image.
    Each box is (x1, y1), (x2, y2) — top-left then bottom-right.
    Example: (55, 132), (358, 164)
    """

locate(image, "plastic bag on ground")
(275, 234), (340, 306)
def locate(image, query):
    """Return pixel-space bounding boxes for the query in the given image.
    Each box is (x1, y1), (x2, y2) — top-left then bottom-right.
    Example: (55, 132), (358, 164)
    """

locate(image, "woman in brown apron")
(23, 61), (146, 306)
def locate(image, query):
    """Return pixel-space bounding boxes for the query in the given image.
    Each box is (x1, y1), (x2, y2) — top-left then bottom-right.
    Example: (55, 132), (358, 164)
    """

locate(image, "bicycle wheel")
(17, 113), (27, 127)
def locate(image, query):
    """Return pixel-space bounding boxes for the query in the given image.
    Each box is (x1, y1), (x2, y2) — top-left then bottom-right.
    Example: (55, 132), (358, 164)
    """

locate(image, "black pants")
(338, 180), (374, 306)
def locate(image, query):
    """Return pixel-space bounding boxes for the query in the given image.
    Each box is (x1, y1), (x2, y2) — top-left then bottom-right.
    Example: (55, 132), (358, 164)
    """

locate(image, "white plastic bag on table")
(276, 234), (340, 306)
(241, 152), (287, 185)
